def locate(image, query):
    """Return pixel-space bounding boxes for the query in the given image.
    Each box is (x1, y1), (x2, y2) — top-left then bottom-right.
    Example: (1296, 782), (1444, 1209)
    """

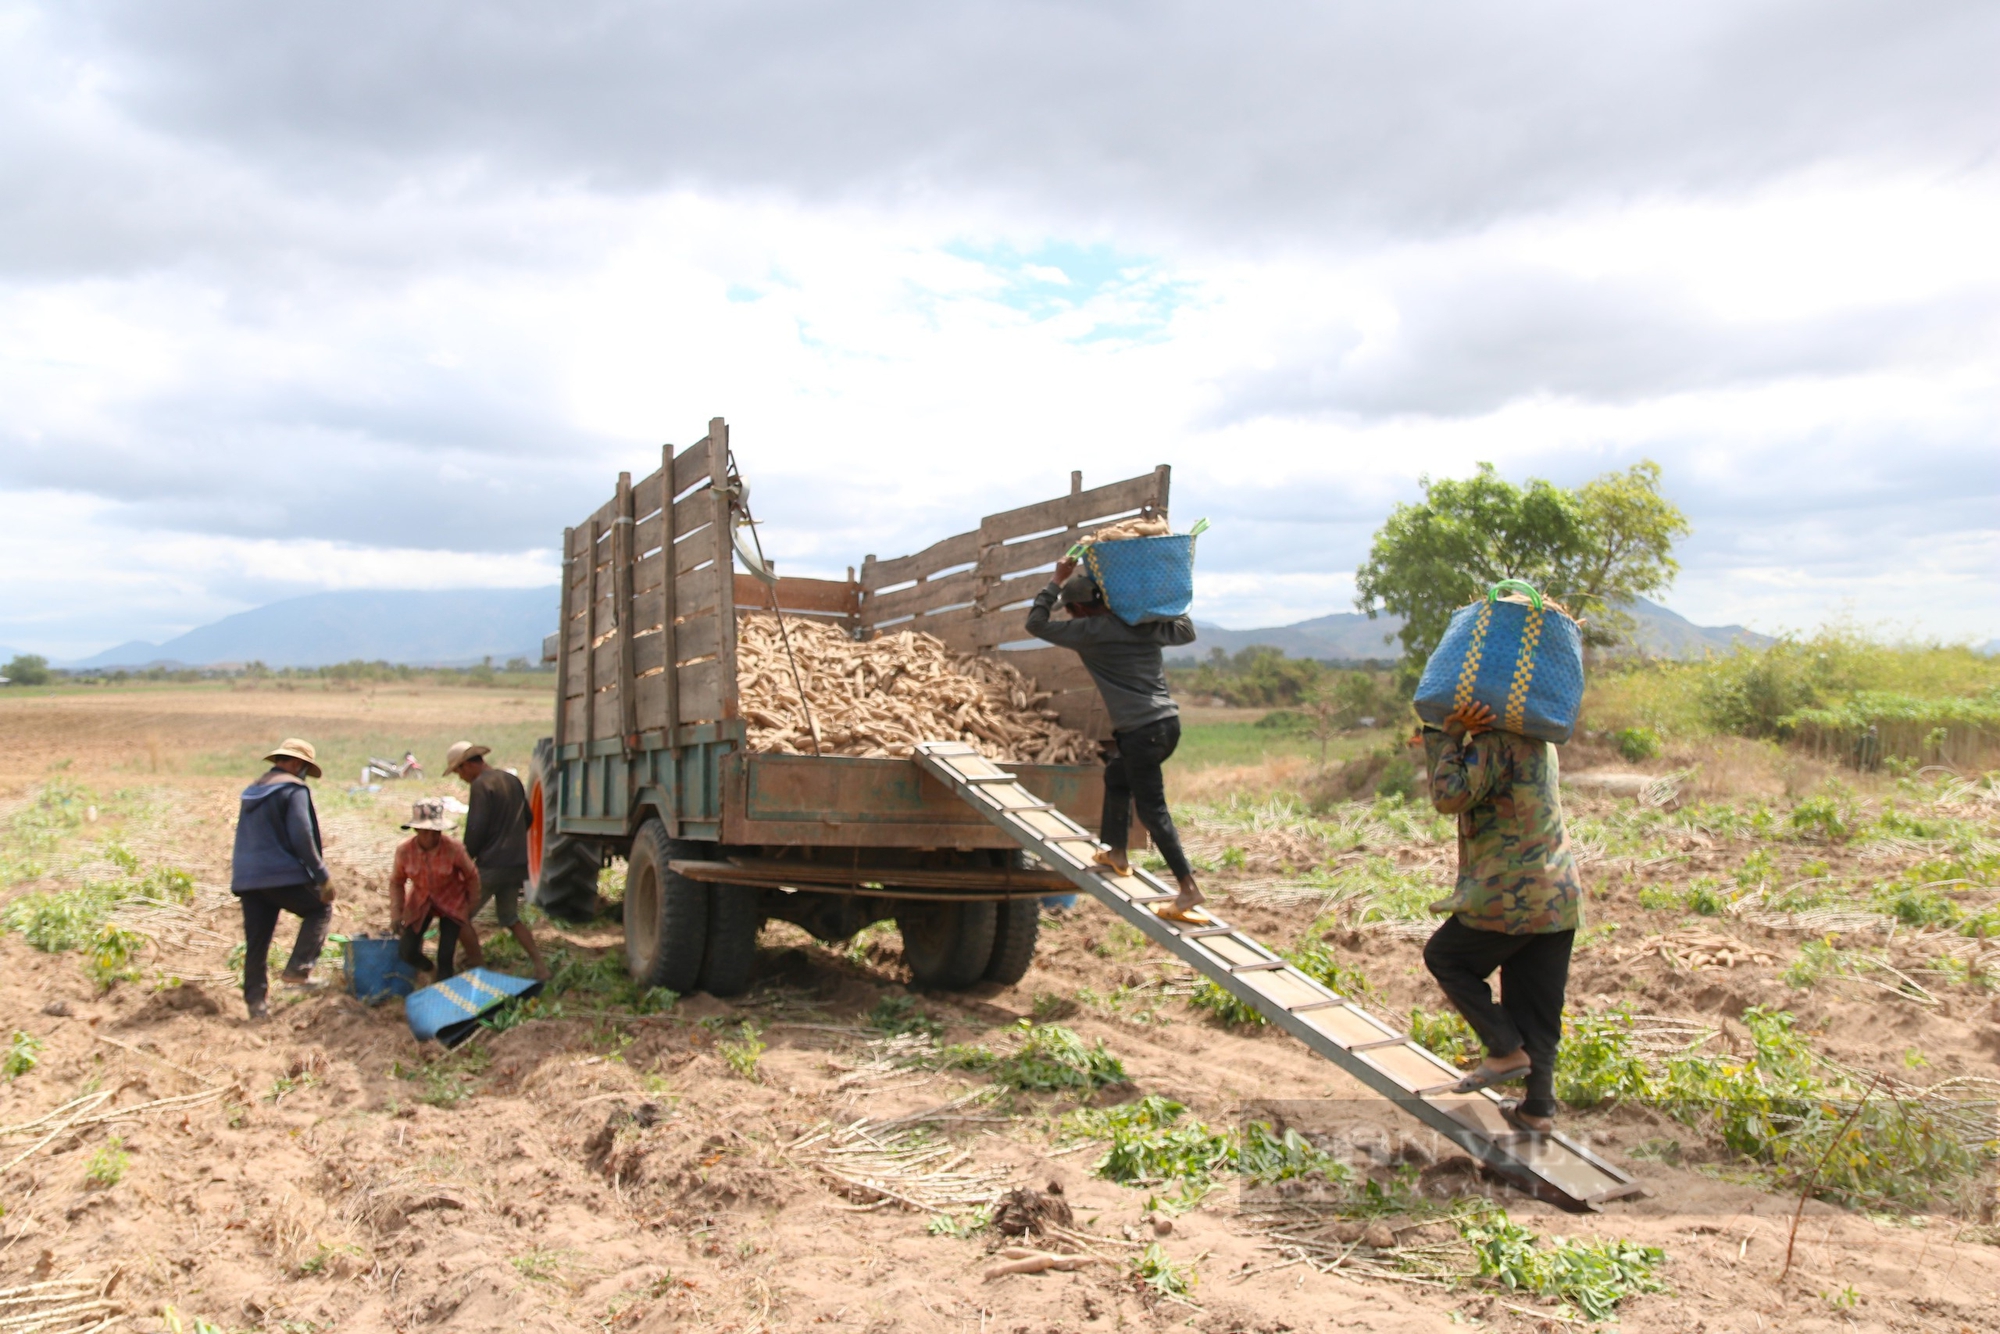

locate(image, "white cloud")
(0, 2), (1996, 659)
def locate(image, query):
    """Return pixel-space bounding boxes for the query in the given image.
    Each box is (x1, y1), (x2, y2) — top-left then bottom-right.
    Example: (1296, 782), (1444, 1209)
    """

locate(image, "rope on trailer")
(727, 453), (823, 757)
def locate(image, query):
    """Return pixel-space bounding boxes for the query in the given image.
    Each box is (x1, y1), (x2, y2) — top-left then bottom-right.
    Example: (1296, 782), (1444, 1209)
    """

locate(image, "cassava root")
(737, 614), (1092, 764)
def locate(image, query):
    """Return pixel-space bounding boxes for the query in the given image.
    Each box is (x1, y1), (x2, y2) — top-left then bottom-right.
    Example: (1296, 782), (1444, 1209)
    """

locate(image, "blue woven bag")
(1084, 533), (1197, 625)
(1413, 580), (1585, 744)
(405, 967), (544, 1048)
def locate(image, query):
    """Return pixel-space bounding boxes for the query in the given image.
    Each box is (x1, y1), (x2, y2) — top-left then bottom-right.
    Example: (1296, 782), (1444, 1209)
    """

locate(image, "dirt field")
(1, 685), (1997, 1333)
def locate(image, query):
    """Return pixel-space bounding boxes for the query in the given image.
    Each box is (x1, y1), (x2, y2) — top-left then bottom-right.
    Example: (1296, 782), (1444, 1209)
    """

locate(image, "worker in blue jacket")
(230, 738), (335, 1019)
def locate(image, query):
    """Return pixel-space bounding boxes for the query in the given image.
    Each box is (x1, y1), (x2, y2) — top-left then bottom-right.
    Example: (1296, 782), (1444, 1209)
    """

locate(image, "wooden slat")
(614, 472), (639, 742)
(860, 530), (979, 594)
(583, 494), (618, 538)
(584, 516), (603, 747)
(977, 469), (1168, 545)
(553, 525), (576, 756)
(977, 529), (1092, 579)
(633, 563), (723, 629)
(659, 442), (681, 766)
(671, 437), (712, 499)
(864, 568), (978, 622)
(635, 488), (718, 568)
(989, 646), (1092, 691)
(592, 682), (623, 741)
(634, 666), (666, 733)
(632, 549), (666, 601)
(669, 614), (721, 665)
(676, 657), (725, 723)
(733, 573), (860, 618)
(983, 569), (1054, 613)
(631, 467), (664, 523)
(591, 637), (625, 690)
(706, 418), (741, 722)
(562, 694), (587, 743)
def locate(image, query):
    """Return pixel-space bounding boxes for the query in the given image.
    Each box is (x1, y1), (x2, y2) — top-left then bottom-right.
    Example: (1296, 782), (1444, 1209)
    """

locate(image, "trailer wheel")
(625, 819), (707, 993)
(983, 898), (1041, 985)
(896, 901), (997, 991)
(529, 737), (604, 923)
(699, 886), (762, 998)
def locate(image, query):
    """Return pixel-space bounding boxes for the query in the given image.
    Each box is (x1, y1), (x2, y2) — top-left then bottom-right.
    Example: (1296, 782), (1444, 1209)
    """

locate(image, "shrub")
(85, 1137), (129, 1187)
(1613, 726), (1661, 762)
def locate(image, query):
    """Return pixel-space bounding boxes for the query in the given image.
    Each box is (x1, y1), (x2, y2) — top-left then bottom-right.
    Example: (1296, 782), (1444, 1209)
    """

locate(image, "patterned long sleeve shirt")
(1423, 727), (1582, 935)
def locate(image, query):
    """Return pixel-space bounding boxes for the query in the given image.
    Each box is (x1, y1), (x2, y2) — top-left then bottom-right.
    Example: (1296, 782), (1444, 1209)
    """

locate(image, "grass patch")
(1068, 1097), (1348, 1190)
(1407, 1007), (1479, 1067)
(1189, 947), (1373, 1027)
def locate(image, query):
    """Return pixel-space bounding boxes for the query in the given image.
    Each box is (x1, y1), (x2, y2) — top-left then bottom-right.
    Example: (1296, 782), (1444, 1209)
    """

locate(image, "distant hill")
(63, 588), (560, 670)
(1170, 596), (1772, 664)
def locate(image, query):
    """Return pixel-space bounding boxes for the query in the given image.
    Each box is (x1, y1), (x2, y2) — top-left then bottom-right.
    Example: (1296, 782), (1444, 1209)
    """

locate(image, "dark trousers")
(238, 883), (332, 1006)
(1423, 917), (1574, 1119)
(1101, 716), (1194, 884)
(399, 912), (464, 982)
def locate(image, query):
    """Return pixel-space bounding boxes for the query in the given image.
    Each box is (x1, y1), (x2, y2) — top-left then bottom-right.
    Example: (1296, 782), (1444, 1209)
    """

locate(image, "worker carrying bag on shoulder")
(1413, 580), (1585, 744)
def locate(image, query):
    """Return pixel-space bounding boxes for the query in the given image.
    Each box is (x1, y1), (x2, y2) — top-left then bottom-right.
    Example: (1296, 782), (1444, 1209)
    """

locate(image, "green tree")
(1354, 461), (1689, 676)
(3, 655), (51, 686)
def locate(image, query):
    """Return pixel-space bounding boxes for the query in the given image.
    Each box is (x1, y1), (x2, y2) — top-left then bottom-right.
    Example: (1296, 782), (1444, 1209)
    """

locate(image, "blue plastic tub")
(346, 933), (417, 1004)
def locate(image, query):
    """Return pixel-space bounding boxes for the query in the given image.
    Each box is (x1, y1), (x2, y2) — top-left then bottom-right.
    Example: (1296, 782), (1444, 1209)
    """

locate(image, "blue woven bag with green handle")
(406, 967), (543, 1048)
(1412, 580), (1585, 744)
(1080, 519), (1207, 625)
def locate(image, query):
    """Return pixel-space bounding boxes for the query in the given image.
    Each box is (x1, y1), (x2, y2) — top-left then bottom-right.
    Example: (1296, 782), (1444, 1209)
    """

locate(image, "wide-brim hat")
(443, 741), (491, 775)
(402, 798), (453, 832)
(265, 738), (322, 779)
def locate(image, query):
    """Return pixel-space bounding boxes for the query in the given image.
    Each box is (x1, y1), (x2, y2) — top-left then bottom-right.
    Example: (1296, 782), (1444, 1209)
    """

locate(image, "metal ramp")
(913, 741), (1641, 1213)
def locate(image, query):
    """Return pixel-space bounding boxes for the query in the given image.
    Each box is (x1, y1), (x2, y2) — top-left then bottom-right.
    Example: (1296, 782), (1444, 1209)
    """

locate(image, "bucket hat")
(264, 738), (322, 780)
(402, 798), (454, 832)
(442, 741), (491, 775)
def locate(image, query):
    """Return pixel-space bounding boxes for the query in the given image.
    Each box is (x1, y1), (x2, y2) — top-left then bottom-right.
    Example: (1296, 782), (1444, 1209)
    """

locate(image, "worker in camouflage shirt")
(1416, 700), (1582, 1134)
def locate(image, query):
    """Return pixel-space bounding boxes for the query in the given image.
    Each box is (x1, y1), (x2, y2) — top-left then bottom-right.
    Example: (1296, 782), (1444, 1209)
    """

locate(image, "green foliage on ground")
(717, 1022), (766, 1081)
(4, 1030), (43, 1080)
(1068, 1096), (1348, 1190)
(1459, 1207), (1668, 1322)
(1556, 1006), (1994, 1210)
(1188, 947), (1372, 1028)
(1407, 1006), (1480, 1066)
(944, 1021), (1126, 1093)
(1132, 1242), (1197, 1299)
(84, 1137), (129, 1187)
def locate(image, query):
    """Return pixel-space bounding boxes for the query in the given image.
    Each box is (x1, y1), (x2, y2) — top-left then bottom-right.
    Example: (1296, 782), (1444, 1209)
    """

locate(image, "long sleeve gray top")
(1024, 582), (1196, 734)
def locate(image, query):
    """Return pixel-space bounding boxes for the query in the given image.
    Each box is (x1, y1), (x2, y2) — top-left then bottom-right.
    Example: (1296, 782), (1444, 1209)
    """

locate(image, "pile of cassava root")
(737, 614), (1093, 764)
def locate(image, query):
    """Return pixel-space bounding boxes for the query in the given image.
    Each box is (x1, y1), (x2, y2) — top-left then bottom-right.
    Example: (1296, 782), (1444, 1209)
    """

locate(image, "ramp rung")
(909, 740), (1639, 1214)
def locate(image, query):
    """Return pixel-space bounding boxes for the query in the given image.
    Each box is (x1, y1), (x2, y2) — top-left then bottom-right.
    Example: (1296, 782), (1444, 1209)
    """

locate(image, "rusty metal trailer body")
(530, 418), (1169, 994)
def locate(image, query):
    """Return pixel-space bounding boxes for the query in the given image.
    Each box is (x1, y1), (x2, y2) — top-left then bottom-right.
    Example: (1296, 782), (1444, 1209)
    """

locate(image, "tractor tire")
(896, 901), (998, 991)
(699, 885), (763, 998)
(624, 819), (708, 993)
(528, 737), (602, 923)
(983, 898), (1041, 985)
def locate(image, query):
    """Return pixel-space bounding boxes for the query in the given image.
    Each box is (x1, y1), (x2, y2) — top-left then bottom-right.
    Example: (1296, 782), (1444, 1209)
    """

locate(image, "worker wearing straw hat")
(389, 798), (483, 982)
(445, 741), (548, 980)
(229, 738), (335, 1020)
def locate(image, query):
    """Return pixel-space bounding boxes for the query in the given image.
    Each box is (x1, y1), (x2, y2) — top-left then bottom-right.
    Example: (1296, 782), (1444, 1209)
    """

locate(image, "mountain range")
(1170, 596), (1774, 665)
(63, 588), (559, 669)
(48, 587), (1785, 671)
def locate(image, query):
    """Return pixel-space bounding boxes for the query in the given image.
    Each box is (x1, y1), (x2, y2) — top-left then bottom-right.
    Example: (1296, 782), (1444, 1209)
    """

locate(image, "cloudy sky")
(2, 0), (1996, 659)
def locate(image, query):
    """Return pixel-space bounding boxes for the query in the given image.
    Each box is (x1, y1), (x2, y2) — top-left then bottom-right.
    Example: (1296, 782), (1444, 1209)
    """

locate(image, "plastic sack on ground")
(1413, 581), (1585, 744)
(405, 967), (543, 1048)
(1083, 529), (1199, 625)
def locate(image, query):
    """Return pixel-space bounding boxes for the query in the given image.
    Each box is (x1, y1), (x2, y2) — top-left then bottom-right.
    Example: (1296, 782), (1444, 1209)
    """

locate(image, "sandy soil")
(1, 687), (1997, 1333)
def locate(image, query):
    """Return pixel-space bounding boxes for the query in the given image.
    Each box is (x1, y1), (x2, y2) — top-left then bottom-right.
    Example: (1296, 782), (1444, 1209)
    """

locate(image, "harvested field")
(737, 614), (1092, 764)
(2, 684), (1998, 1333)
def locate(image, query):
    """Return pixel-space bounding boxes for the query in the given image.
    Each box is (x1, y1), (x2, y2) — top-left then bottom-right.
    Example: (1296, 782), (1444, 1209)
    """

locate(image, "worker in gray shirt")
(445, 741), (549, 979)
(1026, 556), (1203, 919)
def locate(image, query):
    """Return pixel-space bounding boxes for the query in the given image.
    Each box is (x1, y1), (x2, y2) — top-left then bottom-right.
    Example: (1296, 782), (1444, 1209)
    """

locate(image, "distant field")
(1170, 705), (1395, 772)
